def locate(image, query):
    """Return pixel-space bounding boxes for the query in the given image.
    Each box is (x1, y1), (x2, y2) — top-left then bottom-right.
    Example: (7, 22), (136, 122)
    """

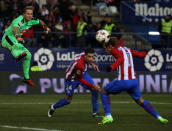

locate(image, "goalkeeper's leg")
(2, 35), (35, 87)
(11, 45), (35, 87)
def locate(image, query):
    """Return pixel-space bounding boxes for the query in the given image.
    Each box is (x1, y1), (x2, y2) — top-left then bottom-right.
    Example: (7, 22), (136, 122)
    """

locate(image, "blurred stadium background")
(0, 0), (172, 131)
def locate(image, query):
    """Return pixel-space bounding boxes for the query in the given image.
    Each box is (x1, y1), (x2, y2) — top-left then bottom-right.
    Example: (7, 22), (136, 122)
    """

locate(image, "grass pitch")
(0, 94), (171, 131)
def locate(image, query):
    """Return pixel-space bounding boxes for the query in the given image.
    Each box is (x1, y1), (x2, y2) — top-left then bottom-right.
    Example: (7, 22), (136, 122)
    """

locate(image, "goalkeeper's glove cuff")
(42, 25), (50, 34)
(17, 37), (25, 44)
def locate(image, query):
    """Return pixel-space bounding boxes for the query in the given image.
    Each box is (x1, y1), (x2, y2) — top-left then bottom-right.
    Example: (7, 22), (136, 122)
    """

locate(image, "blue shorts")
(104, 78), (141, 100)
(65, 72), (94, 97)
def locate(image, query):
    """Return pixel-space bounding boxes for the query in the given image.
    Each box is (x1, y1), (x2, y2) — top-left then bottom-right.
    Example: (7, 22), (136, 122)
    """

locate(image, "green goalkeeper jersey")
(5, 15), (40, 36)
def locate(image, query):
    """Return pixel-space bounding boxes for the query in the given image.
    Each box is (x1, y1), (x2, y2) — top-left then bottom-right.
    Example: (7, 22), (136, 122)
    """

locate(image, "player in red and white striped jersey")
(107, 43), (146, 80)
(48, 48), (101, 118)
(96, 37), (168, 125)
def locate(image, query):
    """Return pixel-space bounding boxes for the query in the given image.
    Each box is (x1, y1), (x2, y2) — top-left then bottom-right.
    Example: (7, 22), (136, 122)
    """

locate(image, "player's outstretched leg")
(136, 98), (168, 124)
(159, 117), (168, 124)
(48, 98), (70, 117)
(22, 51), (35, 87)
(98, 93), (113, 124)
(16, 52), (27, 62)
(23, 79), (35, 87)
(48, 104), (55, 117)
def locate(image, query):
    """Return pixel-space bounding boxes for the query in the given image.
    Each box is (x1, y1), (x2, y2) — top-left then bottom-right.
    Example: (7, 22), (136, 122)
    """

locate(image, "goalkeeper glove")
(42, 25), (51, 34)
(17, 37), (25, 44)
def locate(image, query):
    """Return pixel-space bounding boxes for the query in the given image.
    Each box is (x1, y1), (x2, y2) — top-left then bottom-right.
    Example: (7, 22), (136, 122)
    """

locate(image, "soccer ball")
(96, 29), (110, 43)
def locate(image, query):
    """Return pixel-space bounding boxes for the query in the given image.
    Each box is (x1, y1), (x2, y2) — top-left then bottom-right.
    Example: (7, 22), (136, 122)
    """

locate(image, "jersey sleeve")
(110, 48), (124, 71)
(78, 78), (93, 88)
(130, 49), (147, 58)
(27, 18), (40, 26)
(13, 17), (22, 28)
(13, 22), (20, 28)
(75, 66), (93, 88)
(12, 15), (24, 28)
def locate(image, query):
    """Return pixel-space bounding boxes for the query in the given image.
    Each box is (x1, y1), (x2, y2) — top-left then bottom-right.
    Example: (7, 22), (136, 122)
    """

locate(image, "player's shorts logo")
(34, 48), (54, 71)
(144, 49), (164, 72)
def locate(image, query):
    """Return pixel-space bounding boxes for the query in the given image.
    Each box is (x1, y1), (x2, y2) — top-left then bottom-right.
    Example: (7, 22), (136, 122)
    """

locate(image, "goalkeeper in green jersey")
(1, 6), (50, 87)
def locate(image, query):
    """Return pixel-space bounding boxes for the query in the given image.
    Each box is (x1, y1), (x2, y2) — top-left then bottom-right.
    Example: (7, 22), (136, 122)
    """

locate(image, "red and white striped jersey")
(65, 52), (93, 87)
(110, 45), (147, 80)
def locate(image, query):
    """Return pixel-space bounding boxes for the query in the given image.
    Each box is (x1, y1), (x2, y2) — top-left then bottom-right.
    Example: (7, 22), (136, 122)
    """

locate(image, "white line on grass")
(0, 125), (63, 131)
(0, 101), (171, 105)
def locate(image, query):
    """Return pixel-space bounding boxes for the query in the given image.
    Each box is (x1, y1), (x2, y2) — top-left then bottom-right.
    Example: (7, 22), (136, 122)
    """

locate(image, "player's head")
(165, 15), (171, 22)
(23, 6), (33, 21)
(84, 48), (95, 64)
(103, 37), (118, 54)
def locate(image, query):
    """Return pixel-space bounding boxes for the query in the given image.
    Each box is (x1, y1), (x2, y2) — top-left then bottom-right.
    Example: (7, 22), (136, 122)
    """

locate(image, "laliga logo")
(144, 49), (164, 72)
(34, 48), (54, 71)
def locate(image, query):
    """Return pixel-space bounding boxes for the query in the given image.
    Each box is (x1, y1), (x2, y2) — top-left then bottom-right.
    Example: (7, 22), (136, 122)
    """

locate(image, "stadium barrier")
(0, 71), (172, 94)
(1, 48), (172, 71)
(0, 48), (172, 94)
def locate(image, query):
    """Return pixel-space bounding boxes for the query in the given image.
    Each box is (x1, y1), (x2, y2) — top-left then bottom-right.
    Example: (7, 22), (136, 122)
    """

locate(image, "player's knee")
(64, 99), (71, 105)
(65, 96), (72, 103)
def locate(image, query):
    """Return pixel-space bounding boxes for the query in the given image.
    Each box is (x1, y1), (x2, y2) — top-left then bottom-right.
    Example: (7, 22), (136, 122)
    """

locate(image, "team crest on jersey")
(76, 69), (81, 75)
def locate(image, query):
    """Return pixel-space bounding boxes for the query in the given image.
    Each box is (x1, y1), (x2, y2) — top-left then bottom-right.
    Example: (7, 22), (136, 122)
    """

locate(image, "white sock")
(51, 104), (54, 110)
(105, 115), (112, 118)
(157, 116), (162, 119)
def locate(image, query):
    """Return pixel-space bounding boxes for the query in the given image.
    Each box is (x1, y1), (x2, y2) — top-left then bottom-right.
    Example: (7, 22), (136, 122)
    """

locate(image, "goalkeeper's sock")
(141, 100), (160, 118)
(23, 51), (31, 79)
(53, 99), (70, 109)
(91, 90), (99, 114)
(101, 93), (111, 115)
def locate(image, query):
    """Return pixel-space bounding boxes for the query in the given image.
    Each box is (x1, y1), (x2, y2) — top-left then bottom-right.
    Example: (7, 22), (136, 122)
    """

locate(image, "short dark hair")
(85, 48), (95, 55)
(104, 37), (117, 48)
(24, 6), (34, 13)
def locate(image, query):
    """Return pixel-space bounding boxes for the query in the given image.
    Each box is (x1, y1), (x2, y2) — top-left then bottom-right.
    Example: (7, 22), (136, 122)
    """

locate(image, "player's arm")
(90, 63), (100, 72)
(75, 67), (93, 87)
(78, 78), (100, 91)
(130, 49), (147, 58)
(107, 48), (124, 72)
(78, 78), (94, 88)
(13, 26), (20, 38)
(13, 26), (24, 44)
(27, 18), (50, 33)
(75, 67), (98, 89)
(39, 19), (51, 33)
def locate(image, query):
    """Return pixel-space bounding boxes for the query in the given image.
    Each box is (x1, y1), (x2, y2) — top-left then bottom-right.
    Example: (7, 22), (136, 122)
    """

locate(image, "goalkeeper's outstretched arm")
(39, 19), (51, 33)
